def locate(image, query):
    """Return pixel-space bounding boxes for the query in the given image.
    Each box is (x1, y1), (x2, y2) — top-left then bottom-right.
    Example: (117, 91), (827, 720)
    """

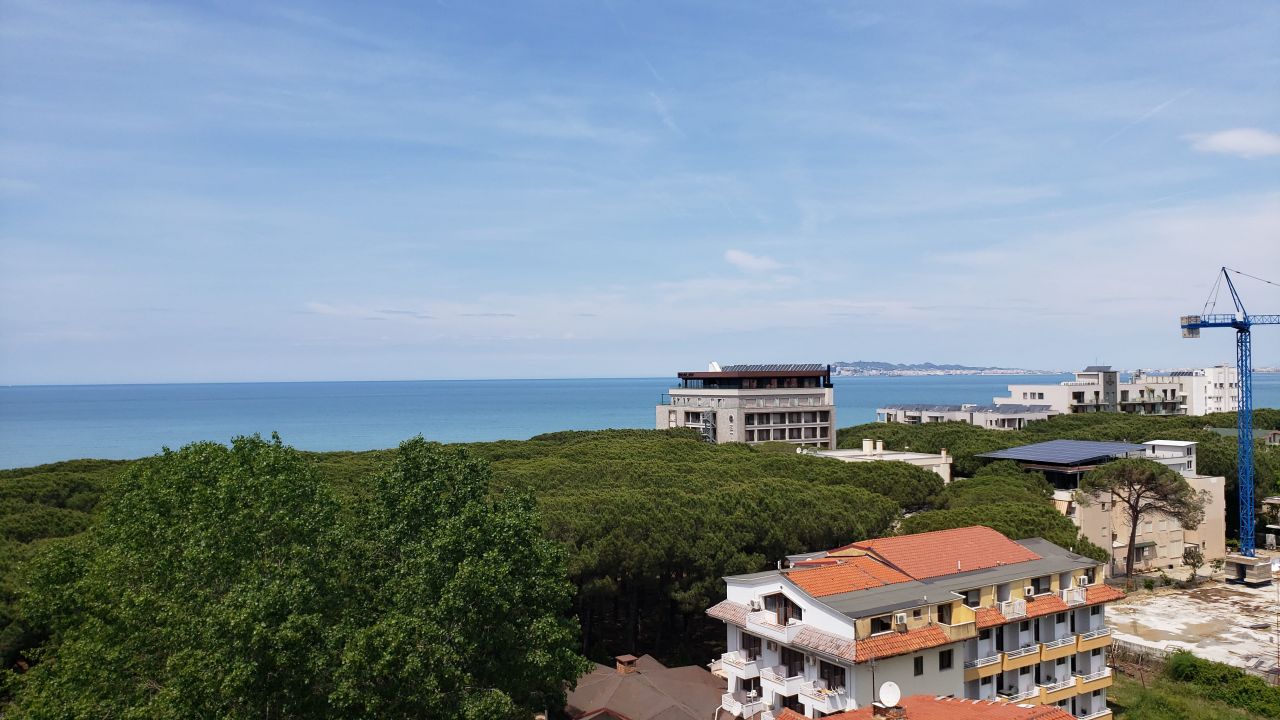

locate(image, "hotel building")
(658, 364), (836, 449)
(708, 526), (1122, 720)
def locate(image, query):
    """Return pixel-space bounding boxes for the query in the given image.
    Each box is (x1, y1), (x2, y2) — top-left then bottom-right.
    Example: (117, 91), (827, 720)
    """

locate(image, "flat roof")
(879, 403), (1054, 414)
(678, 363), (829, 378)
(978, 439), (1145, 466)
(813, 448), (948, 462)
(1145, 439), (1197, 447)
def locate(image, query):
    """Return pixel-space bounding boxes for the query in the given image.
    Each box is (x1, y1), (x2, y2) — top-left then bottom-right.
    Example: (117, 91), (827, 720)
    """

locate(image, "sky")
(1, 1), (1279, 384)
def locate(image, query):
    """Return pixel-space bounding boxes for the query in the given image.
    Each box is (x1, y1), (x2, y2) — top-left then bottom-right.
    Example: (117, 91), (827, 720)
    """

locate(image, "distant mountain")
(830, 360), (1055, 376)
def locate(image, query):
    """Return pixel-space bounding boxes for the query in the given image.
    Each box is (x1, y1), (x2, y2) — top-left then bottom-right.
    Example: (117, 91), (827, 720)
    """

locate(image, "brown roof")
(853, 625), (950, 662)
(566, 655), (725, 720)
(840, 526), (1041, 580)
(975, 606), (1007, 629)
(793, 625), (858, 662)
(778, 695), (1074, 720)
(706, 600), (748, 625)
(788, 556), (912, 597)
(1085, 584), (1125, 604)
(1022, 593), (1069, 620)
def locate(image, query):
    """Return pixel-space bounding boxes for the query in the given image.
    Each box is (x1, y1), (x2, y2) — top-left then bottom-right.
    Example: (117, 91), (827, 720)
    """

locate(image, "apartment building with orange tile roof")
(777, 693), (1076, 720)
(708, 526), (1120, 720)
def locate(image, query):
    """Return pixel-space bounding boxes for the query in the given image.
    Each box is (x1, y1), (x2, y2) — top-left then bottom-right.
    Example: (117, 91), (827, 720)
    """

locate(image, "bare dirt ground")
(1107, 575), (1280, 677)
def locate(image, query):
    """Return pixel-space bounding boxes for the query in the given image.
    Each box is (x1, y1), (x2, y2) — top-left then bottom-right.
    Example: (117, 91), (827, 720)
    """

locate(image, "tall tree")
(7, 435), (588, 720)
(1078, 458), (1207, 579)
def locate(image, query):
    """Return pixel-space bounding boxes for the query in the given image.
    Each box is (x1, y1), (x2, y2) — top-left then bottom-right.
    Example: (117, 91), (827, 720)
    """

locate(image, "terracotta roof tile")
(975, 606), (1007, 629)
(778, 695), (1074, 720)
(705, 600), (747, 626)
(786, 556), (912, 597)
(1022, 593), (1069, 620)
(793, 626), (858, 663)
(853, 625), (950, 662)
(1085, 584), (1126, 605)
(844, 526), (1042, 580)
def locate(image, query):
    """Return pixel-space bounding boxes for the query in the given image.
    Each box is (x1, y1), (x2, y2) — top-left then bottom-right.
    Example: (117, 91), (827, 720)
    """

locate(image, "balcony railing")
(999, 599), (1027, 619)
(964, 654), (1001, 669)
(1060, 587), (1086, 606)
(719, 651), (761, 677)
(1076, 709), (1113, 720)
(1005, 644), (1040, 660)
(721, 691), (766, 719)
(1079, 627), (1111, 641)
(760, 666), (805, 696)
(1000, 688), (1039, 702)
(799, 680), (849, 712)
(746, 610), (803, 643)
(1041, 677), (1077, 694)
(1043, 636), (1076, 651)
(1076, 667), (1112, 683)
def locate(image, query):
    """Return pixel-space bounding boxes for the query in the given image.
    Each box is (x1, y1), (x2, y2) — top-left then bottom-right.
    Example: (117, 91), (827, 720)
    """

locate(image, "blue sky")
(2, 0), (1278, 383)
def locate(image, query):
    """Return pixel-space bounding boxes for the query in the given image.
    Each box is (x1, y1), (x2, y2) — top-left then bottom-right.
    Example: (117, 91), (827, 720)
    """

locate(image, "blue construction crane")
(1181, 267), (1280, 557)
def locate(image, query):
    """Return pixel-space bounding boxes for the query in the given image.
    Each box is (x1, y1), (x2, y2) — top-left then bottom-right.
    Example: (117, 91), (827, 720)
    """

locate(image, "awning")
(1134, 541), (1156, 549)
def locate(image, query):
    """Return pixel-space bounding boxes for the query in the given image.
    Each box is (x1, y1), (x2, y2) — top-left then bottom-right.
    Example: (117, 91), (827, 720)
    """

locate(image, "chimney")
(615, 655), (638, 674)
(940, 448), (948, 458)
(875, 440), (884, 454)
(862, 438), (874, 453)
(872, 702), (906, 719)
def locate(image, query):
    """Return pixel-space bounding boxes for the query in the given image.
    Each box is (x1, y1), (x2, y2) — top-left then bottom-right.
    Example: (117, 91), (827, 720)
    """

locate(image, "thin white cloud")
(724, 249), (781, 272)
(1187, 128), (1280, 159)
(1099, 89), (1191, 146)
(648, 91), (682, 136)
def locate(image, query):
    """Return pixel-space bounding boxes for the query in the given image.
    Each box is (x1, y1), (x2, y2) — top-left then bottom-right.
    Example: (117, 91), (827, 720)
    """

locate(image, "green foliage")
(936, 463), (1053, 509)
(898, 502), (1109, 562)
(1144, 578), (1156, 591)
(5, 436), (588, 719)
(1163, 651), (1280, 718)
(1110, 672), (1270, 720)
(1182, 546), (1204, 581)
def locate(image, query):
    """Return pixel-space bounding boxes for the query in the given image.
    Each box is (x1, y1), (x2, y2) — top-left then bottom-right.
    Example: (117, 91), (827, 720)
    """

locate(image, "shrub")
(1143, 578), (1156, 591)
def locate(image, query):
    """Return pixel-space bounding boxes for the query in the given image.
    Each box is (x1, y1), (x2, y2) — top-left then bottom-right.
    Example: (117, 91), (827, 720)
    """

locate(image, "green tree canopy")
(6, 435), (588, 719)
(899, 502), (1110, 562)
(1079, 458), (1207, 578)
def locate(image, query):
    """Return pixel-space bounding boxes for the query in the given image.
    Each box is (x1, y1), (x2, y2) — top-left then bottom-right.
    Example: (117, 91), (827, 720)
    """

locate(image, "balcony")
(1040, 677), (1078, 704)
(760, 665), (805, 696)
(1075, 667), (1114, 693)
(799, 680), (849, 714)
(1041, 635), (1078, 661)
(963, 654), (1001, 681)
(1060, 587), (1086, 606)
(1076, 709), (1113, 720)
(745, 610), (803, 644)
(939, 619), (978, 642)
(720, 691), (767, 718)
(1077, 627), (1112, 653)
(999, 688), (1039, 703)
(999, 598), (1027, 619)
(720, 651), (761, 679)
(1002, 643), (1041, 671)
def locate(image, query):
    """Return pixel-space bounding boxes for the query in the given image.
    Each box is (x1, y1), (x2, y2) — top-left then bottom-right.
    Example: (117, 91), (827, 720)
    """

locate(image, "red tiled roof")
(975, 606), (1007, 629)
(787, 556), (912, 597)
(705, 600), (747, 626)
(1022, 593), (1069, 620)
(778, 695), (1074, 720)
(844, 526), (1041, 580)
(793, 625), (858, 663)
(1085, 584), (1125, 605)
(853, 625), (950, 662)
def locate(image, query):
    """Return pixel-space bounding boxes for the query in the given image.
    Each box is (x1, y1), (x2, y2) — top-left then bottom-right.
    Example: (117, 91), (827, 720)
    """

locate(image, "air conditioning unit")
(894, 613), (908, 625)
(1024, 586), (1035, 597)
(749, 599), (762, 611)
(806, 655), (816, 665)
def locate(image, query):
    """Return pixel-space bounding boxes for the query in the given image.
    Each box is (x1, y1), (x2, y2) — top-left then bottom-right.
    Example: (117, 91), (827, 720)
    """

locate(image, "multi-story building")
(978, 440), (1226, 576)
(994, 365), (1238, 417)
(876, 403), (1058, 430)
(707, 526), (1123, 719)
(657, 364), (836, 449)
(805, 440), (953, 484)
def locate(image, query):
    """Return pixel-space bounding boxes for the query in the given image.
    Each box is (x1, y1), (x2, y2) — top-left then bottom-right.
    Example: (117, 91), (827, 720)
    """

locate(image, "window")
(1019, 666), (1031, 676)
(763, 593), (803, 625)
(938, 649), (954, 671)
(1090, 606), (1101, 616)
(981, 676), (992, 686)
(913, 657), (924, 676)
(1091, 648), (1101, 657)
(819, 661), (845, 692)
(780, 647), (804, 677)
(962, 589), (981, 606)
(746, 414), (756, 426)
(1055, 613), (1066, 624)
(1019, 621), (1030, 632)
(871, 615), (893, 634)
(740, 632), (762, 661)
(979, 629), (991, 641)
(912, 608), (922, 620)
(740, 676), (761, 696)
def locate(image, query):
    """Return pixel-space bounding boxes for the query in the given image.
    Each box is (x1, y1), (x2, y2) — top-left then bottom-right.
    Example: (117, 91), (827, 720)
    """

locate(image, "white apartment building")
(994, 365), (1238, 417)
(708, 526), (1122, 719)
(876, 403), (1058, 431)
(658, 364), (836, 449)
(805, 439), (953, 484)
(979, 440), (1227, 577)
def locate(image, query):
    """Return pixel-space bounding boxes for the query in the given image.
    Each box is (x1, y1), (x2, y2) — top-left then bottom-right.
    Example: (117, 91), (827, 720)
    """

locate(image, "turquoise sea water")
(3, 374), (1279, 470)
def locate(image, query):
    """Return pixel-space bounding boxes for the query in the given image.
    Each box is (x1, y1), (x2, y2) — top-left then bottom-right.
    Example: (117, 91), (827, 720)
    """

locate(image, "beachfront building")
(708, 526), (1122, 719)
(658, 363), (836, 449)
(978, 440), (1226, 577)
(993, 365), (1238, 417)
(805, 439), (953, 484)
(876, 403), (1058, 430)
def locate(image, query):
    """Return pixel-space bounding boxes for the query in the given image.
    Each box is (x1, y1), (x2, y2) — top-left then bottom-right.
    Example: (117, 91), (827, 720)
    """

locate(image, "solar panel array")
(977, 439), (1145, 465)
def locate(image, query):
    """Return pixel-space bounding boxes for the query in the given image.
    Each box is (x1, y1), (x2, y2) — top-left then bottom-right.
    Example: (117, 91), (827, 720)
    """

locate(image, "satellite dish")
(879, 681), (901, 707)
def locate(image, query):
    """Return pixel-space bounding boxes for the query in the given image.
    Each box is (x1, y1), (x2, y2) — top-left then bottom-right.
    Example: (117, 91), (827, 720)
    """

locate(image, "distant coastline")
(831, 360), (1058, 377)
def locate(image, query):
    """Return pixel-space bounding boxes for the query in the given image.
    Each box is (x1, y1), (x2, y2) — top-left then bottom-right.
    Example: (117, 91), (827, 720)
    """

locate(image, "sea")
(3, 374), (1280, 470)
